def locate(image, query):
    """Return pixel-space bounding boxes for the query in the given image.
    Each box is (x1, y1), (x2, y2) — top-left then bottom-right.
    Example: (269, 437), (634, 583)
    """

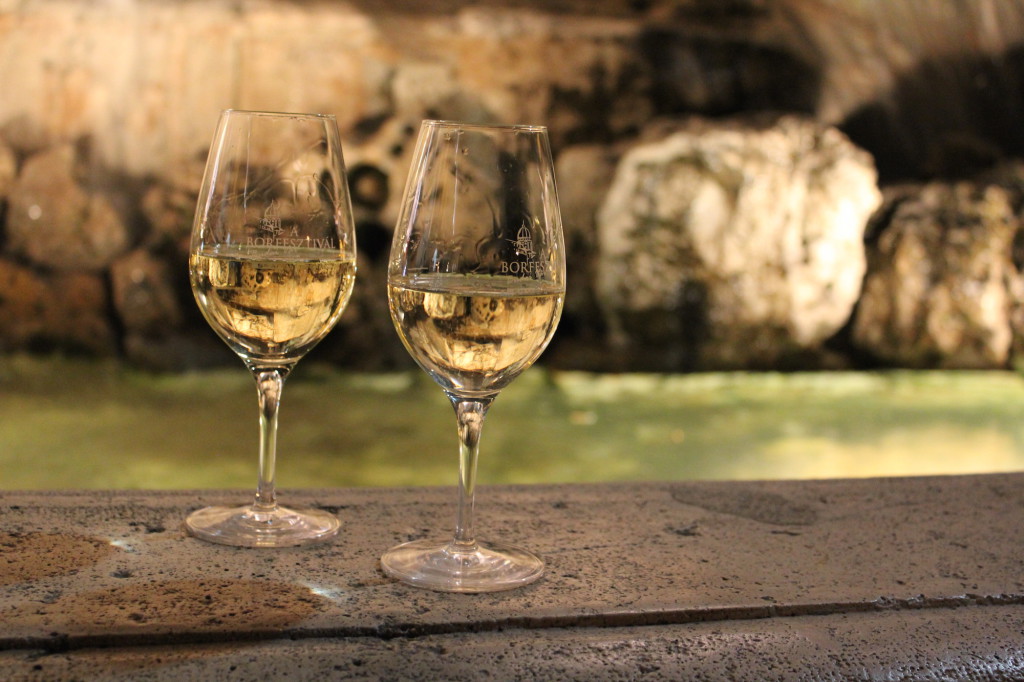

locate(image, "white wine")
(191, 245), (356, 365)
(389, 273), (563, 396)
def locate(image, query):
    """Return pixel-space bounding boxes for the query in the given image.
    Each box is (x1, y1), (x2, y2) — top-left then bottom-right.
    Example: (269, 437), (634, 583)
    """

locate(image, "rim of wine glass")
(422, 119), (548, 133)
(222, 108), (337, 121)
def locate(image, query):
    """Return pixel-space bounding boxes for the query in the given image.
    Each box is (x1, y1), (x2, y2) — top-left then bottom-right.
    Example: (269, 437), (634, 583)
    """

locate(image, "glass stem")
(448, 394), (494, 551)
(253, 368), (289, 512)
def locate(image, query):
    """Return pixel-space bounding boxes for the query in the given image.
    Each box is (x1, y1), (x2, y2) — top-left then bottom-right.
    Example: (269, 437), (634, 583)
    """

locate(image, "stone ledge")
(2, 475), (1023, 679)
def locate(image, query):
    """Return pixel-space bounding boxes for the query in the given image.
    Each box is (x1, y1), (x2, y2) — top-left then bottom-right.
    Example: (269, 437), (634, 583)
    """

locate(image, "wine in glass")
(382, 120), (565, 591)
(186, 109), (357, 547)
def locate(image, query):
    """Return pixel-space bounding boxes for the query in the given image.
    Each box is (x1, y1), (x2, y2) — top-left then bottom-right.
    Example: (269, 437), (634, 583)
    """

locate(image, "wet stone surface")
(669, 483), (820, 526)
(0, 532), (116, 587)
(0, 476), (1023, 678)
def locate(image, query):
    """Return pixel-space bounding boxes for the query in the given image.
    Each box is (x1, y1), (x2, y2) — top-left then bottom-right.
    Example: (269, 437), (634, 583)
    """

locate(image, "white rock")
(596, 116), (882, 368)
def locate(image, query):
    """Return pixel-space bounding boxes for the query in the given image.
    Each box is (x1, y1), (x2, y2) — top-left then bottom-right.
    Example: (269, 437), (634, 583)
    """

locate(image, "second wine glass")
(186, 109), (357, 547)
(382, 120), (565, 592)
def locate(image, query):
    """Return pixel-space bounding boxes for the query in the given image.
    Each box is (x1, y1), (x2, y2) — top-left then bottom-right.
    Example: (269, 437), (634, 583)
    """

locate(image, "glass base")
(185, 504), (340, 548)
(381, 538), (544, 593)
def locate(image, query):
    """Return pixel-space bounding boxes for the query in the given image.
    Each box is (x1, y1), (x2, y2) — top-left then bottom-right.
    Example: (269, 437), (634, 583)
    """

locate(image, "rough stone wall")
(2, 0), (1024, 370)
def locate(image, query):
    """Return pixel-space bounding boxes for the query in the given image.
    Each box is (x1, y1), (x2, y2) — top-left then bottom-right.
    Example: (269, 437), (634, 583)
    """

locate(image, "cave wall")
(2, 0), (1024, 370)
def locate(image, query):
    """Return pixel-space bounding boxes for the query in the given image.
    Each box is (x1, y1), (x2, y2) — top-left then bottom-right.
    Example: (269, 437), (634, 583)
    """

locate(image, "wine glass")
(381, 120), (565, 591)
(186, 109), (357, 547)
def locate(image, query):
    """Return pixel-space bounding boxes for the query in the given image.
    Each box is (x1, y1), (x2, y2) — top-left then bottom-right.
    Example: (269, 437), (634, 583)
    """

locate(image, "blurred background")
(3, 0), (1024, 488)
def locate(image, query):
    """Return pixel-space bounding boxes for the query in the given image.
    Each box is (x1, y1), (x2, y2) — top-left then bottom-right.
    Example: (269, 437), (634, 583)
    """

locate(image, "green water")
(2, 355), (1023, 489)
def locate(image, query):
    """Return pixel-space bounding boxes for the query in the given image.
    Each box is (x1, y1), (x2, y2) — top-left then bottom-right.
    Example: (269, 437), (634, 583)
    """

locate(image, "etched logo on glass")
(259, 200), (283, 235)
(511, 225), (536, 259)
(502, 223), (545, 276)
(247, 198), (336, 249)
